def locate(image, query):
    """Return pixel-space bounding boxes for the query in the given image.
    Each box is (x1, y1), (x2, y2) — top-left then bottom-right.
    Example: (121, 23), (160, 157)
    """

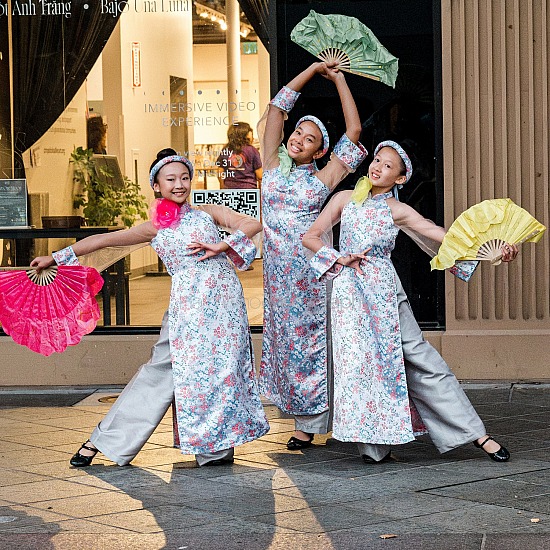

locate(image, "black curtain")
(12, 2), (124, 177)
(0, 16), (11, 177)
(238, 0), (269, 47)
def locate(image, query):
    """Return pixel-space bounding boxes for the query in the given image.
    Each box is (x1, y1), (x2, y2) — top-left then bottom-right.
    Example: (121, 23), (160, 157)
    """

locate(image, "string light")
(193, 1), (253, 37)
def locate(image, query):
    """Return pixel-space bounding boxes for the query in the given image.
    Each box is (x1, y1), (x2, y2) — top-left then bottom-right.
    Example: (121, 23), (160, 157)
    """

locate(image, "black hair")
(87, 116), (107, 154)
(149, 148), (178, 175)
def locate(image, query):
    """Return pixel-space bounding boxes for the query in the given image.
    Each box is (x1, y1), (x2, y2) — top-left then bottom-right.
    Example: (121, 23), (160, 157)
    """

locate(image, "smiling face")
(153, 162), (191, 203)
(286, 120), (324, 165)
(368, 146), (407, 195)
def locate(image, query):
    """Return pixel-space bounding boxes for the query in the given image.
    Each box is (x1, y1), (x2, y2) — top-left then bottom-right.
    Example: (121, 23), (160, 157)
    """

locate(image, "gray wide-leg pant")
(90, 312), (233, 466)
(358, 276), (486, 461)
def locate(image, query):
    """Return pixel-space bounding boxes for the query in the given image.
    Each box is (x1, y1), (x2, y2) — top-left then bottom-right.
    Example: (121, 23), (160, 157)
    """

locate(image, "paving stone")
(28, 489), (146, 519)
(252, 502), (393, 533)
(0, 393), (92, 408)
(340, 492), (477, 518)
(0, 447), (69, 468)
(511, 386), (550, 407)
(0, 478), (106, 505)
(484, 533), (550, 549)
(0, 503), (71, 533)
(424, 477), (550, 506)
(238, 448), (353, 468)
(480, 417), (550, 437)
(0, 468), (52, 487)
(474, 402), (550, 419)
(210, 466), (338, 491)
(189, 492), (309, 518)
(0, 384), (548, 546)
(462, 386), (512, 405)
(90, 504), (230, 533)
(275, 456), (418, 480)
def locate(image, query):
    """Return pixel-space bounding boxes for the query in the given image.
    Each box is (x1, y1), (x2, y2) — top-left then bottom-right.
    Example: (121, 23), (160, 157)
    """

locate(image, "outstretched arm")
(390, 199), (518, 262)
(30, 222), (157, 270)
(315, 69), (367, 190)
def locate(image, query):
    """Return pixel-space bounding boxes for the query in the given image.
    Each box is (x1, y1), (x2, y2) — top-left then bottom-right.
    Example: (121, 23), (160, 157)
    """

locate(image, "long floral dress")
(258, 86), (367, 417)
(151, 203), (269, 454)
(260, 157), (366, 416)
(310, 192), (423, 444)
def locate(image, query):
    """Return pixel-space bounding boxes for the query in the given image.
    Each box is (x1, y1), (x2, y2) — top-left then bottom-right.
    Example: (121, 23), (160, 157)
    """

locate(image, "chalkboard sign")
(0, 179), (28, 228)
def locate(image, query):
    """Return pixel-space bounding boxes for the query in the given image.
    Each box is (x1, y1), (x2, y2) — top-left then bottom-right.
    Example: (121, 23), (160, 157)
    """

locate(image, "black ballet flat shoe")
(70, 441), (98, 467)
(473, 436), (510, 462)
(200, 457), (235, 467)
(286, 434), (314, 451)
(362, 451), (392, 465)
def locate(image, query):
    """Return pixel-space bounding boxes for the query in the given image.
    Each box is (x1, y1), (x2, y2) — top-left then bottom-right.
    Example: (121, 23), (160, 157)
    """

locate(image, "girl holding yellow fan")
(303, 141), (520, 464)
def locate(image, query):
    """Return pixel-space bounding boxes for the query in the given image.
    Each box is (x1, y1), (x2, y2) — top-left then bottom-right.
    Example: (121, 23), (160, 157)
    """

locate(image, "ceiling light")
(194, 1), (254, 36)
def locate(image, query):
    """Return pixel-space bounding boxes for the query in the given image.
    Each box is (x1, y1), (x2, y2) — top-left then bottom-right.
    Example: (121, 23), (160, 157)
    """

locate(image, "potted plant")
(71, 146), (148, 228)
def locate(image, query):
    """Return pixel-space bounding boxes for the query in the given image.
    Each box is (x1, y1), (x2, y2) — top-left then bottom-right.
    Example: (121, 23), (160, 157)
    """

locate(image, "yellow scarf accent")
(350, 176), (373, 205)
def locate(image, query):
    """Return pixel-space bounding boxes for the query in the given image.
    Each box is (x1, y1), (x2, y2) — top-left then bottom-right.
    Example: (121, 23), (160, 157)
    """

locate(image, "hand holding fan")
(290, 10), (399, 87)
(431, 199), (546, 270)
(0, 265), (103, 356)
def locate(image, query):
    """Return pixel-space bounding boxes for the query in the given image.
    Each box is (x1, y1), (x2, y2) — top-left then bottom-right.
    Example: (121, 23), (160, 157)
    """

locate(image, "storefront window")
(1, 0), (440, 331)
(0, 0), (269, 328)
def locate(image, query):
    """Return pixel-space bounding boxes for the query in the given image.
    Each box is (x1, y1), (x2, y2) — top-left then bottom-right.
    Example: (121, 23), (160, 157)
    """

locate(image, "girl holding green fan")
(303, 141), (517, 463)
(258, 61), (367, 450)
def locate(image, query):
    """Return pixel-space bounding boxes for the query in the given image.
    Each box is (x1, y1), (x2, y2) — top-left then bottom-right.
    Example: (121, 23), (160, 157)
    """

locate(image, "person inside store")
(87, 115), (108, 154)
(217, 121), (262, 189)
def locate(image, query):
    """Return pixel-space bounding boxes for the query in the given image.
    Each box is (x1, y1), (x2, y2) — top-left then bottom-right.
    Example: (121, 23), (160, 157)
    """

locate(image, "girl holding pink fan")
(31, 148), (269, 467)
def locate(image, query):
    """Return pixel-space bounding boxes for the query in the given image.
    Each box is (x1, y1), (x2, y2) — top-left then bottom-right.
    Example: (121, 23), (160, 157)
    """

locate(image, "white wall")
(23, 86), (87, 219)
(192, 43), (268, 147)
(99, 6), (195, 269)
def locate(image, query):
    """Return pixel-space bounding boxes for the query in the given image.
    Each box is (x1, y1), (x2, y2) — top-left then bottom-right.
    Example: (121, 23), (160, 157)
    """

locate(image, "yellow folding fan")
(431, 198), (546, 270)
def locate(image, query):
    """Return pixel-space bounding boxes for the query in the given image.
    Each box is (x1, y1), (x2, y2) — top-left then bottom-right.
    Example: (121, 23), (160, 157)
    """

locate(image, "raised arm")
(259, 62), (333, 171)
(323, 67), (362, 144)
(315, 70), (367, 190)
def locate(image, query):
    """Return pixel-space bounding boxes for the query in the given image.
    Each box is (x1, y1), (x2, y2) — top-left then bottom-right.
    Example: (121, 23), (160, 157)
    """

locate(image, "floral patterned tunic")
(310, 193), (421, 444)
(259, 162), (332, 415)
(151, 203), (269, 454)
(258, 86), (367, 416)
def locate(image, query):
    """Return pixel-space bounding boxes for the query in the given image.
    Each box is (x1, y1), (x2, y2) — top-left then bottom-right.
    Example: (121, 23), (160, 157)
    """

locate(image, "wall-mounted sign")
(0, 179), (28, 228)
(132, 42), (141, 87)
(241, 42), (258, 55)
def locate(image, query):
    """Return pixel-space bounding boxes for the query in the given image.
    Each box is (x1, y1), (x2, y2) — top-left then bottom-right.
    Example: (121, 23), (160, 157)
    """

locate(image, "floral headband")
(296, 115), (329, 157)
(374, 140), (413, 183)
(149, 155), (194, 188)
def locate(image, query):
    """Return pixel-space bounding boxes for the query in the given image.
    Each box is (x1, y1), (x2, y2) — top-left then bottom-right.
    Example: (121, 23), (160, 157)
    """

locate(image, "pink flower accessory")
(150, 198), (188, 229)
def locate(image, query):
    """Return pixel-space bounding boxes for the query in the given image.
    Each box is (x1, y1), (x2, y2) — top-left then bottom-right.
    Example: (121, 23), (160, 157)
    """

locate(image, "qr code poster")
(191, 189), (262, 257)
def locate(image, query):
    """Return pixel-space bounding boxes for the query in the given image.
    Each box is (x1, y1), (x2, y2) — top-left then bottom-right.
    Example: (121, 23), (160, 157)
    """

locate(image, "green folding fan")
(290, 10), (399, 87)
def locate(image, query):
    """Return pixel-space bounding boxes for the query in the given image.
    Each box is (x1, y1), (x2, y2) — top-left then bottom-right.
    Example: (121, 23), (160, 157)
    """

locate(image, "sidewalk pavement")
(0, 384), (549, 550)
